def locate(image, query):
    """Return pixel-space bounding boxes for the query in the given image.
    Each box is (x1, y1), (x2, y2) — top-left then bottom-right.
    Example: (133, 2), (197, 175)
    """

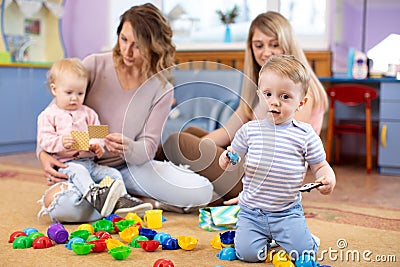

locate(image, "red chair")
(325, 84), (378, 173)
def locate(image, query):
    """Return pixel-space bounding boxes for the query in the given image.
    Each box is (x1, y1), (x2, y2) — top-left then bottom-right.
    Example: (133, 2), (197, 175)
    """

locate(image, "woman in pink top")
(159, 11), (329, 205)
(38, 4), (213, 222)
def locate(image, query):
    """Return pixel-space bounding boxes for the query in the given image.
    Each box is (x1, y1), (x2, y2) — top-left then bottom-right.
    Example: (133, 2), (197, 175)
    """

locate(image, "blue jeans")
(59, 158), (125, 196)
(234, 203), (318, 262)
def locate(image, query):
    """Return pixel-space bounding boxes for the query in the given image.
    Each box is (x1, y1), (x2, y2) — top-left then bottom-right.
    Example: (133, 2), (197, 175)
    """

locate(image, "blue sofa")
(161, 69), (243, 142)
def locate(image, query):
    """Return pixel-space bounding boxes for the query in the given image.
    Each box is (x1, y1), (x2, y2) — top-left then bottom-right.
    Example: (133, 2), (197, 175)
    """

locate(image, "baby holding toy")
(37, 58), (151, 220)
(219, 55), (336, 262)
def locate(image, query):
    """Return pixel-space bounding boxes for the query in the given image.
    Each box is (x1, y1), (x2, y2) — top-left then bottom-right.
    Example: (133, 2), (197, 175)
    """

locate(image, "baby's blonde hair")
(46, 58), (88, 89)
(259, 55), (310, 97)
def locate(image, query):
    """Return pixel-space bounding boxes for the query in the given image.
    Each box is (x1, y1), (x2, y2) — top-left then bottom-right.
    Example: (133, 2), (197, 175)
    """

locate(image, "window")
(106, 0), (329, 51)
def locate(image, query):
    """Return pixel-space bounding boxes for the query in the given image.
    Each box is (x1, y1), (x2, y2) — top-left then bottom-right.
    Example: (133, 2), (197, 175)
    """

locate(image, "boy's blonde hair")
(46, 58), (88, 89)
(259, 55), (310, 97)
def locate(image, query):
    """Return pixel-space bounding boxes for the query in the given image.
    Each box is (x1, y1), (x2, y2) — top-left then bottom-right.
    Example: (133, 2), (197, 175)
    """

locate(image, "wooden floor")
(1, 152), (399, 210)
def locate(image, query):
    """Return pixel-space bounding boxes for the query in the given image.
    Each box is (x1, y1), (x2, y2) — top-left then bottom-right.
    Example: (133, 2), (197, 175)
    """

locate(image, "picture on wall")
(24, 19), (40, 35)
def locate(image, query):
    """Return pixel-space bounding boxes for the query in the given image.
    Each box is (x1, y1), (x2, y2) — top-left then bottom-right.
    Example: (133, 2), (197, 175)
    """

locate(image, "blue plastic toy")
(65, 237), (85, 250)
(295, 254), (320, 267)
(216, 247), (237, 261)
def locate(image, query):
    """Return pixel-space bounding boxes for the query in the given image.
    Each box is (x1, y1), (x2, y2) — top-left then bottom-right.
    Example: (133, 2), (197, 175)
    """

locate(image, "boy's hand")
(62, 135), (75, 149)
(219, 150), (231, 170)
(90, 143), (104, 158)
(315, 175), (335, 195)
(219, 146), (240, 170)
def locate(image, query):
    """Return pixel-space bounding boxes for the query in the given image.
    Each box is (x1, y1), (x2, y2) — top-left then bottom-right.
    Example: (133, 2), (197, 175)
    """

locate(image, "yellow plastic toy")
(119, 226), (139, 243)
(177, 235), (198, 251)
(76, 224), (94, 234)
(210, 234), (223, 249)
(272, 251), (293, 267)
(105, 238), (125, 250)
(125, 212), (144, 226)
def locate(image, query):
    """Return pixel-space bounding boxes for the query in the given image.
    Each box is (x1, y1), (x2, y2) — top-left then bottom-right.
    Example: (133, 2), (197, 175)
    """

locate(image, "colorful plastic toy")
(105, 238), (125, 250)
(227, 151), (239, 165)
(130, 235), (149, 248)
(23, 227), (38, 236)
(119, 225), (139, 243)
(47, 222), (69, 244)
(28, 232), (45, 242)
(272, 251), (292, 265)
(32, 236), (54, 249)
(216, 247), (237, 261)
(153, 232), (171, 244)
(294, 254), (320, 267)
(139, 240), (160, 252)
(139, 227), (157, 240)
(87, 239), (107, 253)
(210, 234), (223, 249)
(219, 230), (235, 246)
(92, 218), (114, 233)
(108, 246), (132, 260)
(161, 237), (179, 250)
(112, 217), (125, 232)
(69, 229), (91, 241)
(76, 223), (94, 234)
(9, 231), (27, 243)
(105, 213), (121, 221)
(94, 230), (112, 240)
(153, 258), (175, 267)
(65, 237), (85, 250)
(86, 235), (100, 242)
(115, 219), (136, 232)
(12, 236), (33, 249)
(125, 212), (144, 226)
(177, 235), (198, 251)
(72, 242), (94, 255)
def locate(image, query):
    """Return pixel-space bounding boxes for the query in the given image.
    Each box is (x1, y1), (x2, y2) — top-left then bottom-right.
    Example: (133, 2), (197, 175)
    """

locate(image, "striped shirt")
(231, 119), (325, 212)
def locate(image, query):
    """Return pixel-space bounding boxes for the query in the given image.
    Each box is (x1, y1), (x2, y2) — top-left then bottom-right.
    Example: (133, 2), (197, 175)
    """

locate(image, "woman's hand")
(105, 133), (131, 156)
(39, 151), (68, 185)
(223, 197), (239, 205)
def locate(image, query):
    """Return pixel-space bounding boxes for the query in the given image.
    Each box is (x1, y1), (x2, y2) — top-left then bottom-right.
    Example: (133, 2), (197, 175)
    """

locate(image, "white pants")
(123, 160), (213, 208)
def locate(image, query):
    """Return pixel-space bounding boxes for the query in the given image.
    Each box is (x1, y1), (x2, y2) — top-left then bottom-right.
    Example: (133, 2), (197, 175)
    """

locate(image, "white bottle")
(352, 50), (368, 79)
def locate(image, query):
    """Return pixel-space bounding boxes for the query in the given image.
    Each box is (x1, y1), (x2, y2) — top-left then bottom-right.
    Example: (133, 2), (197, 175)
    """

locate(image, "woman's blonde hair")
(47, 58), (88, 89)
(112, 3), (176, 85)
(241, 11), (328, 118)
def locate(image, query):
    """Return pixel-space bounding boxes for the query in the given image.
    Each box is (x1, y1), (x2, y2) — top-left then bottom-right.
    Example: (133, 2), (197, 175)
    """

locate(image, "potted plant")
(216, 5), (239, 42)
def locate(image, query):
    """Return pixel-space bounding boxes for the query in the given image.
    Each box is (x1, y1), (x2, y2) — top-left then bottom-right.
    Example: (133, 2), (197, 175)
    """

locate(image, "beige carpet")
(1, 162), (399, 267)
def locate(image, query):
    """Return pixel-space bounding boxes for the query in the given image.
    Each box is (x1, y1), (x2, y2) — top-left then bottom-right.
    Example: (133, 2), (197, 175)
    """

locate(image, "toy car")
(299, 183), (323, 192)
(227, 151), (239, 165)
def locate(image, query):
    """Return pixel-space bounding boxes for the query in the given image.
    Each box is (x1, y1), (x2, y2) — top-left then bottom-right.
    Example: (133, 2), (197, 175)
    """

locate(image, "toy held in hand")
(299, 183), (323, 192)
(227, 151), (239, 165)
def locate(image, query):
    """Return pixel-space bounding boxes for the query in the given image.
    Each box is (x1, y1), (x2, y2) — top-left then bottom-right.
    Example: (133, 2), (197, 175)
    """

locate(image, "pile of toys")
(8, 212), (202, 266)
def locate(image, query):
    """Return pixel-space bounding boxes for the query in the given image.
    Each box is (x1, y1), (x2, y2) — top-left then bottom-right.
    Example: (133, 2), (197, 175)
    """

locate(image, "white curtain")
(15, 0), (43, 18)
(44, 1), (63, 18)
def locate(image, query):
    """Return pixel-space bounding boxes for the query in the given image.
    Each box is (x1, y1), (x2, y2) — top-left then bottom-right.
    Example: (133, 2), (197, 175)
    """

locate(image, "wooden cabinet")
(0, 65), (52, 154)
(378, 82), (400, 175)
(175, 50), (332, 77)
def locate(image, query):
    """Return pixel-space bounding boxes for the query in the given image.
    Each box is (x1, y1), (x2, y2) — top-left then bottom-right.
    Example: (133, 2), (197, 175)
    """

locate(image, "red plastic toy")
(32, 236), (54, 249)
(9, 231), (27, 243)
(139, 240), (160, 252)
(153, 258), (175, 267)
